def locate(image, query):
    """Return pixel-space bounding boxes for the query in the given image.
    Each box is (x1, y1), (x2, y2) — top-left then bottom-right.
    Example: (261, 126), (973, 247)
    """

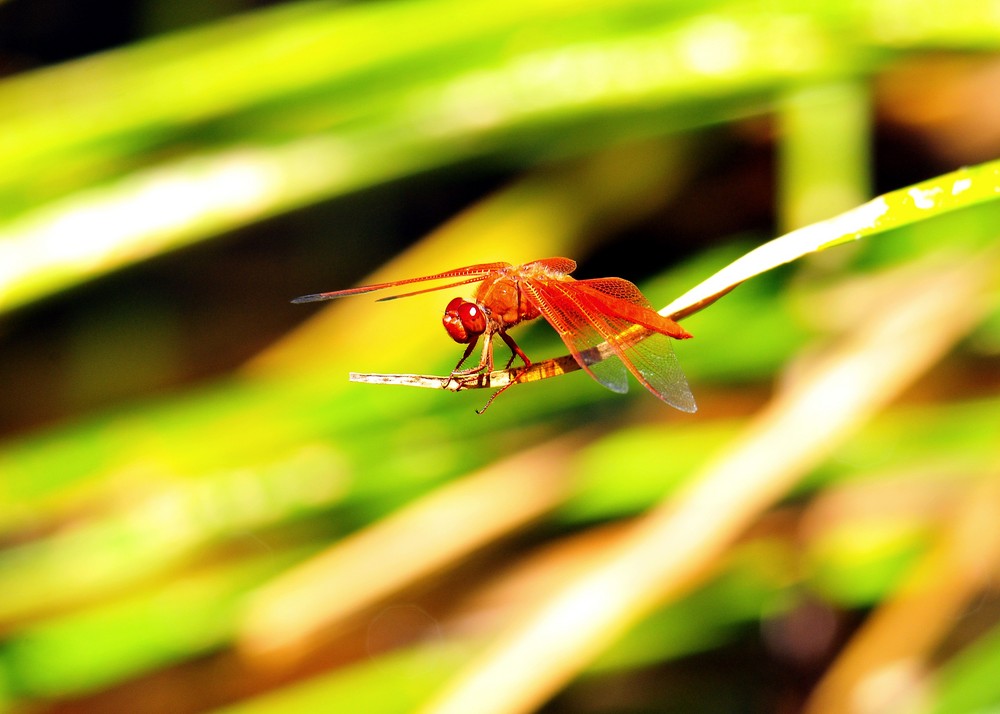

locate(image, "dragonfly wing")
(572, 277), (650, 305)
(519, 279), (629, 394)
(575, 278), (692, 339)
(523, 257), (577, 275)
(524, 278), (696, 412)
(596, 324), (696, 412)
(291, 262), (510, 303)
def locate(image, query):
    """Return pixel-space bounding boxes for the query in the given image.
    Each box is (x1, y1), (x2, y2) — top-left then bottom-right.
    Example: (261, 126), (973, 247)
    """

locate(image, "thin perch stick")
(350, 352), (589, 392)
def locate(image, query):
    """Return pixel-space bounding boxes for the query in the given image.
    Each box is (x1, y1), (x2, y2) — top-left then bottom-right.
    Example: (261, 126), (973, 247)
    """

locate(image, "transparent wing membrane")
(524, 277), (696, 412)
(291, 262), (512, 303)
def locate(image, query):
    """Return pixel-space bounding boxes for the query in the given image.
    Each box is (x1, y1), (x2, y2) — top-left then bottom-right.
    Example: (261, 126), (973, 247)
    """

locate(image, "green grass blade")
(665, 159), (1000, 319)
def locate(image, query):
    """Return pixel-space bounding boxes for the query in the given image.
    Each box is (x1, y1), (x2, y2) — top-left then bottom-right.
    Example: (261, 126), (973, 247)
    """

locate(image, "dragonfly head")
(443, 297), (487, 344)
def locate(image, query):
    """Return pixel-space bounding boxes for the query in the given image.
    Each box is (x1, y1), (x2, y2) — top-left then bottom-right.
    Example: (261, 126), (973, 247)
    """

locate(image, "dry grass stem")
(239, 438), (579, 664)
(805, 472), (1000, 714)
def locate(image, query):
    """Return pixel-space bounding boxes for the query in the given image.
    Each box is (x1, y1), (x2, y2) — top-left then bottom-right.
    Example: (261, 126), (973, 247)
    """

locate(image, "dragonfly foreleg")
(452, 341), (478, 372)
(452, 328), (496, 376)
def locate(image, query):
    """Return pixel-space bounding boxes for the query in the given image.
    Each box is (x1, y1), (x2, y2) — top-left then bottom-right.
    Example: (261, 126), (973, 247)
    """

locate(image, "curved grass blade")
(350, 159), (1000, 395)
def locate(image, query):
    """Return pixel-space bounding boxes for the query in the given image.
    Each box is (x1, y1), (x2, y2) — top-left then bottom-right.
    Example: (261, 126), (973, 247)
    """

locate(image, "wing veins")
(525, 278), (695, 411)
(291, 262), (509, 303)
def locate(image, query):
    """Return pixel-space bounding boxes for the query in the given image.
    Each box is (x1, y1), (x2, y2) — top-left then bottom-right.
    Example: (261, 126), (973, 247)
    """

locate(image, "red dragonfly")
(293, 258), (696, 412)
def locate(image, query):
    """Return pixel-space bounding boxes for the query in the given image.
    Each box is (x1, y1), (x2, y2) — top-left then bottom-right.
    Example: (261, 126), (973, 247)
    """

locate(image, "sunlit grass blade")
(664, 159), (1000, 320)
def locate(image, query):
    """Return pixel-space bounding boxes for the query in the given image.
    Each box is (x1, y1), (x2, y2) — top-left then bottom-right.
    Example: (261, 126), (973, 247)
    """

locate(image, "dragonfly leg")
(499, 330), (531, 370)
(474, 330), (531, 413)
(452, 341), (478, 372)
(479, 330), (495, 372)
(451, 329), (495, 375)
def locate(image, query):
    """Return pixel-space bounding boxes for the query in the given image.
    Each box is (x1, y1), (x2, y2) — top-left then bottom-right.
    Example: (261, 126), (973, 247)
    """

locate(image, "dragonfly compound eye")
(443, 297), (487, 343)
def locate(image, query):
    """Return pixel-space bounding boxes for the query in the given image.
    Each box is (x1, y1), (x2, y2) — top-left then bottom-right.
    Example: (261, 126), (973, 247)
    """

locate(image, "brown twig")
(348, 300), (718, 394)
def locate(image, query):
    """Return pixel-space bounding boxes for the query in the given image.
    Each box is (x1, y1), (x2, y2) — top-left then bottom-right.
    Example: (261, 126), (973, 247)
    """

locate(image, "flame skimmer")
(293, 257), (696, 413)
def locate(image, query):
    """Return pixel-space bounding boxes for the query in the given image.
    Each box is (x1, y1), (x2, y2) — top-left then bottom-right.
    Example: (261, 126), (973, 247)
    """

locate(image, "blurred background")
(2, 1), (1000, 712)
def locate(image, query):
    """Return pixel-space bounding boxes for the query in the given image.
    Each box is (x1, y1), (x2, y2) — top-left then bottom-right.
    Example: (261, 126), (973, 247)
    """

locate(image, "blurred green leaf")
(932, 620), (1000, 714)
(1, 547), (313, 698)
(209, 640), (476, 714)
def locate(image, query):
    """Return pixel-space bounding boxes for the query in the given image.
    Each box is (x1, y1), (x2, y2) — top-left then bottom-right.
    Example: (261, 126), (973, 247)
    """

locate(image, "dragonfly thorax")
(474, 274), (540, 328)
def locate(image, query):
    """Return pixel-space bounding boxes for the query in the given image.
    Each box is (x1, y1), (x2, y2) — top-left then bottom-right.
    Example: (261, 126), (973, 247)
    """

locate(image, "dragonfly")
(292, 257), (696, 413)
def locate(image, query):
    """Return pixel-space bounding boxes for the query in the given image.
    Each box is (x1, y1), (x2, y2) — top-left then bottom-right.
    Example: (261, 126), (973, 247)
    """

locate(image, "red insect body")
(293, 258), (695, 412)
